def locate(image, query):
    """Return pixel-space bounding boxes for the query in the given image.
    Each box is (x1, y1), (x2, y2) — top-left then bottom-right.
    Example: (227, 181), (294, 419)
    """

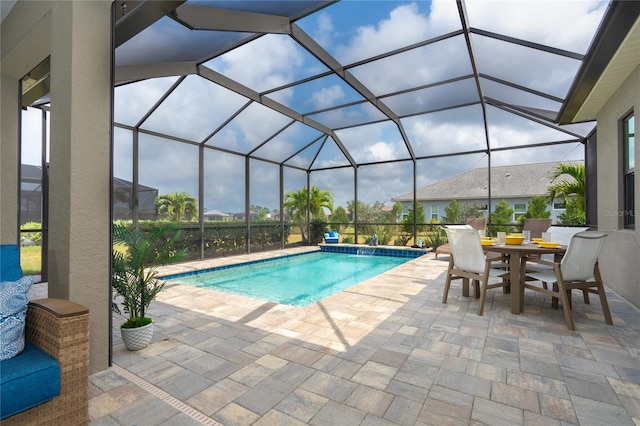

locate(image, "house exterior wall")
(1, 0), (112, 372)
(596, 64), (640, 309)
(400, 197), (565, 224)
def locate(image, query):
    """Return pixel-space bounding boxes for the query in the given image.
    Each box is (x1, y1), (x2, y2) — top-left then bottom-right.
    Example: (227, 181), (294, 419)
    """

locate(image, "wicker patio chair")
(3, 298), (90, 425)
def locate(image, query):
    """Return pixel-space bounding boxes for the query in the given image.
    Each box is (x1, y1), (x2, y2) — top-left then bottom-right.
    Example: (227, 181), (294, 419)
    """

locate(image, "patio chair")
(435, 218), (487, 259)
(520, 231), (612, 330)
(442, 228), (510, 316)
(528, 226), (591, 302)
(523, 218), (552, 239)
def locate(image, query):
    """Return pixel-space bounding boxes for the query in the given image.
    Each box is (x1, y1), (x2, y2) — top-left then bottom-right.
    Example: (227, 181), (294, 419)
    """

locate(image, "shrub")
(309, 218), (328, 244)
(21, 221), (42, 245)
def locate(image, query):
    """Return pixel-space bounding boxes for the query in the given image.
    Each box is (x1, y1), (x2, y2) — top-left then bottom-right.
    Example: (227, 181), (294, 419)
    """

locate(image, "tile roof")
(392, 161), (583, 202)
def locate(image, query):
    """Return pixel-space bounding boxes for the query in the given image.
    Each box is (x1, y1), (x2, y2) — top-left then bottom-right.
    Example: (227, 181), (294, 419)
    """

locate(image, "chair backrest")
(560, 231), (607, 281)
(466, 217), (487, 232)
(523, 218), (552, 239)
(547, 226), (590, 246)
(445, 228), (486, 274)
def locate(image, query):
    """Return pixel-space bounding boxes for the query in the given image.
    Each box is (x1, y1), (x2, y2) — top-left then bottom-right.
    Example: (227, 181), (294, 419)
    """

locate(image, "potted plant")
(112, 223), (187, 350)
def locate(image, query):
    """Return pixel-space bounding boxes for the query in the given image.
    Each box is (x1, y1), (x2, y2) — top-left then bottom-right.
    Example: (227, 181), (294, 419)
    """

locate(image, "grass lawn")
(20, 245), (42, 275)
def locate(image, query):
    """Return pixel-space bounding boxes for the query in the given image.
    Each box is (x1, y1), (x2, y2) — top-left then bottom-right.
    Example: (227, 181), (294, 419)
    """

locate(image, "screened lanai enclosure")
(21, 0), (614, 265)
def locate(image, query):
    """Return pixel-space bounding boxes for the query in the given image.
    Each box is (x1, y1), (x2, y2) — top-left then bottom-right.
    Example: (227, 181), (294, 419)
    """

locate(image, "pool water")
(165, 251), (411, 306)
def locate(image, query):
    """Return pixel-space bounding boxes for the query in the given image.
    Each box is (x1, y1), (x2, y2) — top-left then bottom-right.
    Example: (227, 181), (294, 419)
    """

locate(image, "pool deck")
(31, 246), (640, 425)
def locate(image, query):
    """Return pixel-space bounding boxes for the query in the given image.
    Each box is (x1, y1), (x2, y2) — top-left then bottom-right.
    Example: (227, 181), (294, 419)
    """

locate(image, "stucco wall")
(596, 64), (640, 309)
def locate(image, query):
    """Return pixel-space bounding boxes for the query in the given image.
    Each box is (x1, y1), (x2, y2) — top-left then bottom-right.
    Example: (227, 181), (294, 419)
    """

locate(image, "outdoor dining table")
(483, 243), (566, 314)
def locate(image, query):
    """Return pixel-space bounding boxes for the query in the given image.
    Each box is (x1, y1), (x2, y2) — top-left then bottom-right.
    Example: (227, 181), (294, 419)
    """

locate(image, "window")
(513, 203), (526, 222)
(623, 113), (635, 228)
(553, 201), (566, 210)
(431, 205), (438, 221)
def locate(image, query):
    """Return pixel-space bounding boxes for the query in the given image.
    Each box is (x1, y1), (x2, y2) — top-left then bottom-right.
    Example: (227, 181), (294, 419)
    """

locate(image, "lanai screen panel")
(402, 104), (488, 157)
(206, 102), (293, 154)
(203, 149), (245, 215)
(348, 35), (474, 96)
(113, 0), (610, 169)
(114, 77), (180, 127)
(108, 0), (611, 249)
(252, 122), (324, 164)
(141, 76), (249, 143)
(138, 134), (199, 218)
(265, 74), (366, 115)
(204, 33), (331, 94)
(336, 121), (411, 164)
(310, 168), (354, 217)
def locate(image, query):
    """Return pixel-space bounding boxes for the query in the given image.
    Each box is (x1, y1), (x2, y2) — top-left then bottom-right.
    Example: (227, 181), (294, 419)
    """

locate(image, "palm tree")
(284, 186), (333, 242)
(155, 192), (198, 221)
(546, 163), (585, 209)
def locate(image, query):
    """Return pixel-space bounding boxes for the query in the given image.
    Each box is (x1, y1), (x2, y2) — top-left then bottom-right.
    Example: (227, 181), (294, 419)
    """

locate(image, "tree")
(251, 205), (269, 221)
(557, 199), (586, 225)
(284, 186), (333, 242)
(518, 196), (551, 224)
(398, 203), (426, 246)
(491, 199), (514, 235)
(443, 199), (484, 224)
(384, 202), (403, 223)
(347, 200), (387, 237)
(155, 192), (198, 221)
(330, 206), (350, 232)
(546, 163), (585, 213)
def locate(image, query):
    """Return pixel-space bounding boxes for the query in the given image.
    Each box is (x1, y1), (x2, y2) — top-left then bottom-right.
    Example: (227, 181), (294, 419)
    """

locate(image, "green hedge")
(129, 220), (290, 261)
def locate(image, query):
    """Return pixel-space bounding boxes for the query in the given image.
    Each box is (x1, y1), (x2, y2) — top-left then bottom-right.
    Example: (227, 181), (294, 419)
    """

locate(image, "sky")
(21, 0), (608, 214)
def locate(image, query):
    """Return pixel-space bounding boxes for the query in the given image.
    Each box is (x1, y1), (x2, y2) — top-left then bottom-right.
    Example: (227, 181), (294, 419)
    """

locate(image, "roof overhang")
(558, 1), (640, 124)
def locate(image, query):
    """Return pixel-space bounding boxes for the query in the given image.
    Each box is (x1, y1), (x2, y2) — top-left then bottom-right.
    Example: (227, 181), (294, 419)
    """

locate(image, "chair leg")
(478, 278), (488, 317)
(551, 283), (559, 309)
(556, 280), (575, 331)
(443, 272), (452, 304)
(443, 257), (455, 304)
(473, 280), (480, 299)
(462, 278), (470, 297)
(583, 290), (590, 304)
(594, 265), (613, 325)
(597, 285), (613, 325)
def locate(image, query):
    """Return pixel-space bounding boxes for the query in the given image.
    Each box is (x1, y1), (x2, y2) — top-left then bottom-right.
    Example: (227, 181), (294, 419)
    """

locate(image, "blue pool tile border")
(159, 251), (312, 281)
(319, 244), (427, 258)
(160, 246), (425, 281)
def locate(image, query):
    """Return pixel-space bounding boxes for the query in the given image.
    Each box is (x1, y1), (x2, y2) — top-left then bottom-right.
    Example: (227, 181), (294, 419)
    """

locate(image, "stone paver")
(70, 247), (640, 425)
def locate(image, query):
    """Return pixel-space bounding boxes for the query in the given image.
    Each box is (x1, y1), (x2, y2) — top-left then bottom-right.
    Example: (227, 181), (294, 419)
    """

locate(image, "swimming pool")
(164, 251), (413, 306)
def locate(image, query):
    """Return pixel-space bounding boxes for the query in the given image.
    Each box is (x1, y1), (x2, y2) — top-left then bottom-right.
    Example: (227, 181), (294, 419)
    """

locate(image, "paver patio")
(31, 246), (640, 425)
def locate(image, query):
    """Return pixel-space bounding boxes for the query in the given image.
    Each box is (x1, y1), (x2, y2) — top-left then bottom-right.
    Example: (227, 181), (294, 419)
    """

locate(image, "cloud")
(105, 1), (603, 212)
(212, 34), (305, 92)
(311, 85), (345, 110)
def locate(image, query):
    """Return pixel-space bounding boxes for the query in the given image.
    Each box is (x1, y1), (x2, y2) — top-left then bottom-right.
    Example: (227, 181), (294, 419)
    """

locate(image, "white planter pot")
(120, 321), (154, 351)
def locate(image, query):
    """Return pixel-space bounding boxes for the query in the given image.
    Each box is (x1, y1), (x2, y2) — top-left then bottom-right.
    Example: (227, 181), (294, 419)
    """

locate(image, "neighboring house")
(203, 209), (231, 221)
(233, 210), (258, 221)
(392, 161), (582, 223)
(112, 177), (159, 220)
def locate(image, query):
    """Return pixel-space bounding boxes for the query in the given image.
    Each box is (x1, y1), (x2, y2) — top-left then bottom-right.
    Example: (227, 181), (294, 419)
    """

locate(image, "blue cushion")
(0, 342), (61, 419)
(0, 245), (23, 281)
(329, 231), (336, 237)
(0, 276), (34, 360)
